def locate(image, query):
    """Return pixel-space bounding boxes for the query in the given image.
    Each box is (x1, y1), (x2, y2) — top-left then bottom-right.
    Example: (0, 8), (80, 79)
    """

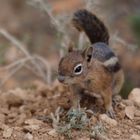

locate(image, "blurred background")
(0, 0), (140, 97)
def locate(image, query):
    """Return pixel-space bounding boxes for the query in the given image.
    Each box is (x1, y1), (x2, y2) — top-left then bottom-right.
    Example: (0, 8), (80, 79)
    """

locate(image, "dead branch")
(27, 0), (63, 33)
(110, 32), (138, 51)
(0, 28), (52, 85)
(34, 55), (52, 84)
(27, 0), (70, 57)
(0, 57), (32, 70)
(0, 63), (24, 88)
(0, 29), (46, 80)
(0, 56), (49, 82)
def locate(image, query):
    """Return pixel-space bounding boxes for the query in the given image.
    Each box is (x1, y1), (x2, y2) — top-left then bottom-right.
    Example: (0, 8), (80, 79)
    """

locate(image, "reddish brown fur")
(58, 49), (114, 115)
(59, 51), (84, 76)
(71, 59), (113, 112)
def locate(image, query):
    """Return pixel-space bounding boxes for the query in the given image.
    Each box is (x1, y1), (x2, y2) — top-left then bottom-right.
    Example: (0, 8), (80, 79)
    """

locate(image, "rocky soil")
(0, 80), (140, 140)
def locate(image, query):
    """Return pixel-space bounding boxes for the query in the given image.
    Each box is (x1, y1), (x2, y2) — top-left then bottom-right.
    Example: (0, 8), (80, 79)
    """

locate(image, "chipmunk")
(58, 9), (124, 117)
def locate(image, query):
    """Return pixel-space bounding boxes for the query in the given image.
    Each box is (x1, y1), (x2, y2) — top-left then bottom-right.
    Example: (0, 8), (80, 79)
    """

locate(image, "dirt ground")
(0, 80), (139, 140)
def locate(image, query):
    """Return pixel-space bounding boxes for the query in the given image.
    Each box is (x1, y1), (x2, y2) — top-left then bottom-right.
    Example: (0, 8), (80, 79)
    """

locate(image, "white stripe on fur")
(103, 57), (118, 66)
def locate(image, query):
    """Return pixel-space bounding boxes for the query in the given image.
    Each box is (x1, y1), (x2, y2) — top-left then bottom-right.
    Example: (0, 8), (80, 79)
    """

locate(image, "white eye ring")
(74, 63), (83, 75)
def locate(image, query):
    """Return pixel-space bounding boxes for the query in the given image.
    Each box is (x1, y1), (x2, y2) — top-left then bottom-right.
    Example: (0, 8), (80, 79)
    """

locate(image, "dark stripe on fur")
(107, 62), (121, 73)
(92, 43), (115, 62)
(104, 52), (115, 60)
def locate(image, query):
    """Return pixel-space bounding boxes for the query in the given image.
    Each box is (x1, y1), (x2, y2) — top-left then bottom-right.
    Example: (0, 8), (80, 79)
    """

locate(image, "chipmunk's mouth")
(58, 75), (74, 84)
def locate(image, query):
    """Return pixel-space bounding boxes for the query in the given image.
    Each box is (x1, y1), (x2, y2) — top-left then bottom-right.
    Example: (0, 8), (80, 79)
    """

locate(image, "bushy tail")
(72, 9), (109, 44)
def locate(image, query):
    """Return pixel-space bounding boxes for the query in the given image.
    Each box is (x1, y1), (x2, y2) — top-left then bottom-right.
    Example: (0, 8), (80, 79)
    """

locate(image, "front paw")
(106, 107), (116, 119)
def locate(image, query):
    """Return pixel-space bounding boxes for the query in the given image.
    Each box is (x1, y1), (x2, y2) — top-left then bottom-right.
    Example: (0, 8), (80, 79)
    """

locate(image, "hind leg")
(113, 70), (124, 95)
(101, 87), (115, 118)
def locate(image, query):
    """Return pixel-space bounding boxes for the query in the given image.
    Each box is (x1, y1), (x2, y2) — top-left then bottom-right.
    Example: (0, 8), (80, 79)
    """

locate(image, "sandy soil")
(0, 80), (139, 140)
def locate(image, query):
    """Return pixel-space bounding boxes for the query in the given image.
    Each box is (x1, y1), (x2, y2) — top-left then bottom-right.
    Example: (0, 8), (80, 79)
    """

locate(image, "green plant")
(50, 107), (90, 139)
(90, 122), (106, 139)
(130, 14), (140, 46)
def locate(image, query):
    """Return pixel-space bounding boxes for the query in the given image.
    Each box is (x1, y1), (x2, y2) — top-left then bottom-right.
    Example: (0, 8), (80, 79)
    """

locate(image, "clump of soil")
(0, 80), (140, 140)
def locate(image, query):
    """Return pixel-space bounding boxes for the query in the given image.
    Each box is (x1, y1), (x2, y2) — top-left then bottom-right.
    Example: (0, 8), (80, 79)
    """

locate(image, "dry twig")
(27, 0), (70, 57)
(0, 28), (52, 86)
(34, 55), (52, 84)
(110, 32), (138, 51)
(0, 29), (45, 78)
(0, 63), (24, 88)
(27, 0), (63, 33)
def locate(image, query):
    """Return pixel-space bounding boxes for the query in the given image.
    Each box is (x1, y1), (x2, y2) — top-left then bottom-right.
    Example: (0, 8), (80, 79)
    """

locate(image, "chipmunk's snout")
(58, 75), (65, 83)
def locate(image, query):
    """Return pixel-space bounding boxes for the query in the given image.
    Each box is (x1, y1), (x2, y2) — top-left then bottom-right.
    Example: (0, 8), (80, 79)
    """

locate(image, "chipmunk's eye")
(74, 63), (83, 75)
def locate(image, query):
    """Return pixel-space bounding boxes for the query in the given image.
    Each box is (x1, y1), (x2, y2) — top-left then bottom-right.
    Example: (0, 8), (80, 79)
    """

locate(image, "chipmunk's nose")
(58, 75), (65, 83)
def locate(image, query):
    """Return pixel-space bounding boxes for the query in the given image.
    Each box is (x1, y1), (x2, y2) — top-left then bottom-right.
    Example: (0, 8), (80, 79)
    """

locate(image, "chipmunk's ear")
(68, 42), (74, 52)
(82, 47), (93, 62)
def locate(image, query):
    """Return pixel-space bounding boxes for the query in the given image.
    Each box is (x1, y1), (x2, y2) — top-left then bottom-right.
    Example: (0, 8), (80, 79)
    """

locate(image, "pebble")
(0, 114), (5, 123)
(131, 134), (140, 140)
(122, 99), (134, 106)
(24, 118), (43, 125)
(128, 88), (140, 107)
(90, 116), (97, 125)
(48, 129), (58, 137)
(125, 106), (135, 120)
(24, 133), (33, 140)
(23, 125), (40, 132)
(135, 110), (140, 117)
(3, 127), (13, 138)
(99, 114), (117, 127)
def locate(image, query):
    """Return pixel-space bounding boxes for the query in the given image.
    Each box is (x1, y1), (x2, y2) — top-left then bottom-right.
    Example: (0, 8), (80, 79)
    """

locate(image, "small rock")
(135, 125), (140, 129)
(90, 116), (97, 125)
(125, 106), (135, 120)
(23, 125), (40, 132)
(13, 126), (22, 131)
(118, 102), (126, 110)
(0, 108), (9, 115)
(0, 114), (5, 123)
(128, 88), (140, 107)
(23, 119), (42, 132)
(135, 110), (140, 117)
(131, 134), (140, 140)
(5, 88), (32, 107)
(24, 119), (43, 125)
(24, 133), (33, 140)
(122, 99), (134, 106)
(118, 110), (125, 119)
(48, 129), (58, 137)
(5, 93), (23, 106)
(3, 127), (13, 138)
(16, 114), (26, 125)
(0, 123), (8, 130)
(99, 114), (117, 127)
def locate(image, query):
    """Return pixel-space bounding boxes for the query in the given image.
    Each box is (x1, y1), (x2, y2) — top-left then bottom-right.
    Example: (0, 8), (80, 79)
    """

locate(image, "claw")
(112, 95), (122, 106)
(106, 107), (116, 119)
